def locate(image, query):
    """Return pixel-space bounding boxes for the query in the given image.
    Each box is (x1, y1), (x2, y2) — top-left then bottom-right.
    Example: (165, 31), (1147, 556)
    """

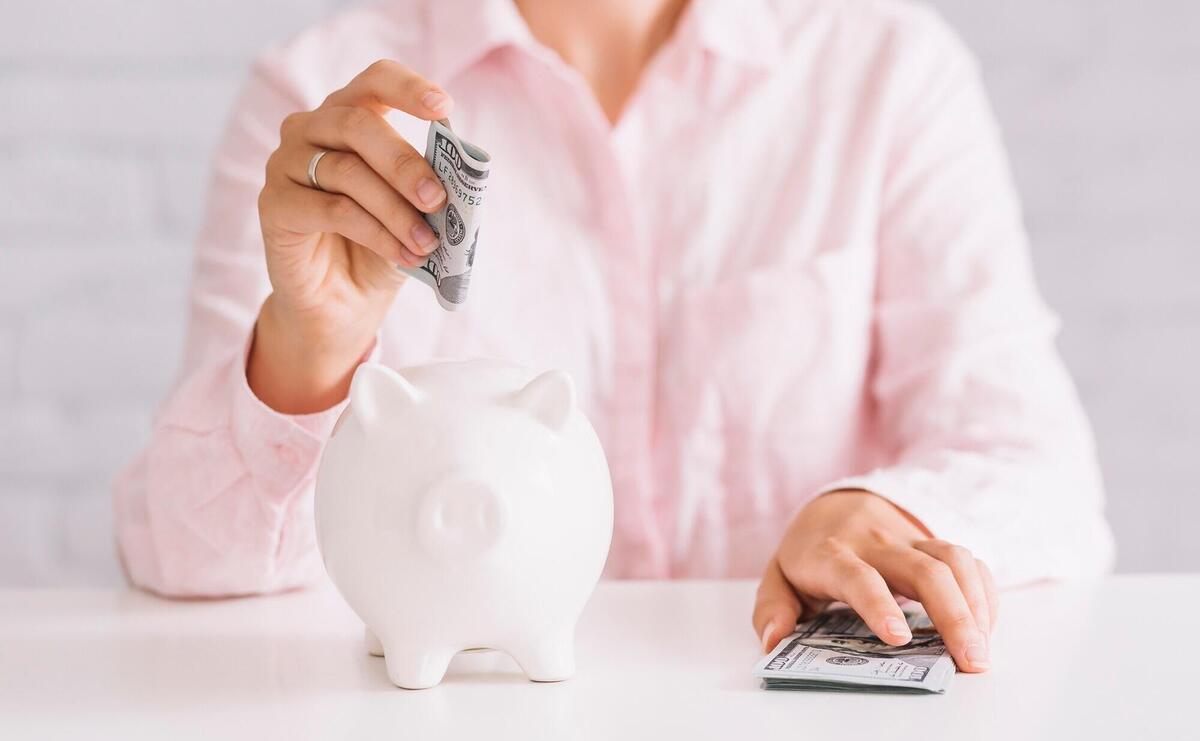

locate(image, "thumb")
(753, 557), (803, 654)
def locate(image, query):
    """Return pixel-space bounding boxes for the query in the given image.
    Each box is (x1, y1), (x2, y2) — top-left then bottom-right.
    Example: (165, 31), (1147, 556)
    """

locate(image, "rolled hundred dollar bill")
(401, 118), (491, 310)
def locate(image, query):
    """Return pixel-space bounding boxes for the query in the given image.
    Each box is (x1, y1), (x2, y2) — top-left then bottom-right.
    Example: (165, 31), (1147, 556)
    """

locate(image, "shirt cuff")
(229, 329), (382, 500)
(814, 467), (1002, 569)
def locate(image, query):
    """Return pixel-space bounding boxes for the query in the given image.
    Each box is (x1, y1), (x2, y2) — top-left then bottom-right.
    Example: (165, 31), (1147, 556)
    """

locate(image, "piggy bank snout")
(417, 476), (510, 561)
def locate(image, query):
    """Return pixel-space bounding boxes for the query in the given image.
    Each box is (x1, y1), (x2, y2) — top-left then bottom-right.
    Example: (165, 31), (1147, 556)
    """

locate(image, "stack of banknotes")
(753, 608), (956, 694)
(401, 118), (491, 311)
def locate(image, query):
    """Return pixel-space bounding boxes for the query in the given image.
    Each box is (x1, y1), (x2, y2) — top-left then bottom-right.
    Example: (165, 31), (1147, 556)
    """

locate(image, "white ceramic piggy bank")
(314, 360), (613, 689)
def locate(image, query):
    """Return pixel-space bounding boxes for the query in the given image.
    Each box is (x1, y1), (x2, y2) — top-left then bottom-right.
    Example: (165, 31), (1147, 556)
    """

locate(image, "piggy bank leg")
(381, 641), (455, 690)
(511, 629), (576, 683)
(364, 627), (384, 657)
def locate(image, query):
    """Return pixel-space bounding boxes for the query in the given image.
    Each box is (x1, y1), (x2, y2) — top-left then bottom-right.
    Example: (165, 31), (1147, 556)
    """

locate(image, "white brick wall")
(0, 0), (353, 586)
(0, 0), (1197, 585)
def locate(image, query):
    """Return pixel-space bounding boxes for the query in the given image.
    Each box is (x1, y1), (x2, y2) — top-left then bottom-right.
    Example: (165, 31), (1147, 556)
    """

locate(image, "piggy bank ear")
(350, 363), (422, 428)
(513, 370), (575, 432)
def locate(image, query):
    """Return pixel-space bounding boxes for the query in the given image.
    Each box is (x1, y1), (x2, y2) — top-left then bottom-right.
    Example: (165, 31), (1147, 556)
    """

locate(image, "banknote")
(753, 608), (956, 694)
(401, 118), (491, 310)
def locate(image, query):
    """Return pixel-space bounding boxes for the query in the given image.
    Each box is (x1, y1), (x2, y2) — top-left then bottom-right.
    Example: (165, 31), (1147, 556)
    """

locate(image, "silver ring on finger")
(307, 150), (331, 192)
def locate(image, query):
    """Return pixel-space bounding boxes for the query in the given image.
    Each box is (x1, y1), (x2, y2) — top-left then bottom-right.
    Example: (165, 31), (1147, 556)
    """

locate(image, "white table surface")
(1, 576), (1195, 740)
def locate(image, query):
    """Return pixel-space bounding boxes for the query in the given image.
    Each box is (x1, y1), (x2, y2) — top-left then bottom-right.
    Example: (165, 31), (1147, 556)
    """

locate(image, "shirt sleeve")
(816, 12), (1115, 587)
(111, 58), (373, 597)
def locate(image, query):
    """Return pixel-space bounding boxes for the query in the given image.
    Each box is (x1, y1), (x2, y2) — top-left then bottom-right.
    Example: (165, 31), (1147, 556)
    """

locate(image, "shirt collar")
(685, 0), (782, 70)
(426, 0), (535, 83)
(425, 0), (782, 83)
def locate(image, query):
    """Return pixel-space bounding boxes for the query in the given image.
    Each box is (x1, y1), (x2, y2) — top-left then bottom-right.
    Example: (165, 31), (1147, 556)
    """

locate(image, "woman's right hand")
(249, 60), (453, 414)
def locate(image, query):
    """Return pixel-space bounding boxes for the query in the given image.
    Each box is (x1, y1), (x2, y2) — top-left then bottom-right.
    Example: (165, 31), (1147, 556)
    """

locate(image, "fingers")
(298, 106), (447, 214)
(820, 545), (913, 646)
(913, 540), (993, 635)
(325, 59), (454, 120)
(876, 549), (990, 672)
(265, 60), (451, 260)
(259, 179), (412, 267)
(285, 147), (437, 262)
(752, 558), (803, 654)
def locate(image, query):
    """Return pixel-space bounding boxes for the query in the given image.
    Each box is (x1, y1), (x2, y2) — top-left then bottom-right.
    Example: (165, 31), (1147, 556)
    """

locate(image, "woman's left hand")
(752, 489), (998, 673)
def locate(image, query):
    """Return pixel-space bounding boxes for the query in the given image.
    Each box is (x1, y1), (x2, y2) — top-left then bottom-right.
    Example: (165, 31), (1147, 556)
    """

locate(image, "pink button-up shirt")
(113, 0), (1114, 596)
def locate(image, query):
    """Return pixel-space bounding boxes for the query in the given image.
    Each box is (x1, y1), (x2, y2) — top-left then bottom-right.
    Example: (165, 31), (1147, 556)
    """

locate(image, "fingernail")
(422, 90), (451, 112)
(760, 619), (778, 653)
(416, 178), (446, 208)
(965, 641), (990, 669)
(411, 222), (436, 252)
(885, 617), (912, 641)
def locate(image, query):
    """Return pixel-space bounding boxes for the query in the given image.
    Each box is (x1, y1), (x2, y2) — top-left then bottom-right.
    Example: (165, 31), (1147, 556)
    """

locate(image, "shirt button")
(276, 444), (299, 466)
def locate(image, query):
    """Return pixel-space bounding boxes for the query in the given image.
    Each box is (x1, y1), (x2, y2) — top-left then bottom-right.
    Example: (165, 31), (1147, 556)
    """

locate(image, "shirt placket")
(602, 123), (667, 579)
(515, 50), (668, 578)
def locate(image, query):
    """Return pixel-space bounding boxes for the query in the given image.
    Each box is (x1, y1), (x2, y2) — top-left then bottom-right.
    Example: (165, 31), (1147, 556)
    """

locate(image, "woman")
(113, 0), (1115, 674)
